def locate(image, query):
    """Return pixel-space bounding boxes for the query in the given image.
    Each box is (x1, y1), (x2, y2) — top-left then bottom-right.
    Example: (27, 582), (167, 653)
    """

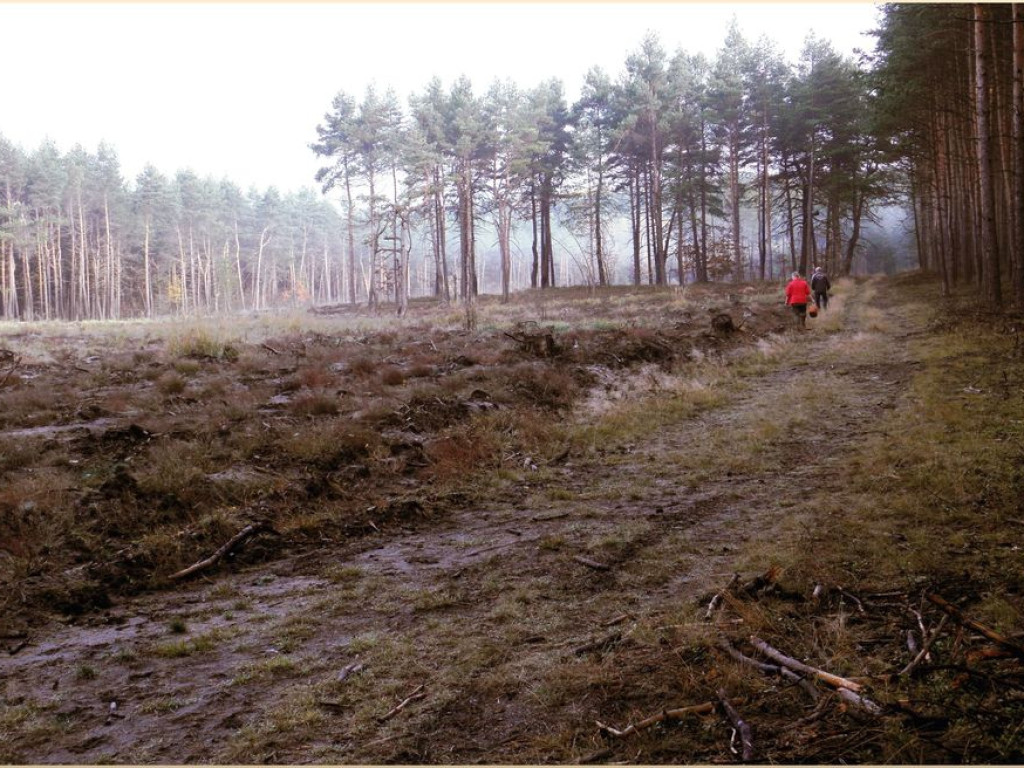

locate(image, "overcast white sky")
(2, 2), (883, 196)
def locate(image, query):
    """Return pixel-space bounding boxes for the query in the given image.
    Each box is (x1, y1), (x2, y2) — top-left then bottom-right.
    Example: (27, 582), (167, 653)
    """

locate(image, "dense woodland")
(0, 5), (1021, 321)
(877, 3), (1024, 308)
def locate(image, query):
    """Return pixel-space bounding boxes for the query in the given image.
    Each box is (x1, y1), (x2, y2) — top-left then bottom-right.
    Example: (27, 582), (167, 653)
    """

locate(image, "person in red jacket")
(785, 271), (812, 329)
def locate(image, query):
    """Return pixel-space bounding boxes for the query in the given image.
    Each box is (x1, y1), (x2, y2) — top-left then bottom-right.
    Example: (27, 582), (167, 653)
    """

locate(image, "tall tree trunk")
(729, 130), (742, 281)
(234, 219), (245, 310)
(782, 163), (798, 274)
(432, 166), (449, 301)
(341, 167), (356, 304)
(595, 159), (607, 286)
(843, 178), (866, 276)
(530, 183), (540, 288)
(540, 176), (554, 289)
(626, 169), (634, 286)
(699, 124), (710, 282)
(974, 3), (1003, 307)
(143, 215), (153, 317)
(1012, 2), (1024, 306)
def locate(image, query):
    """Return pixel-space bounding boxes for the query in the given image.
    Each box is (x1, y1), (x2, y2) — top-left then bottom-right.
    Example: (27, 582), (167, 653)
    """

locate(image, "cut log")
(836, 687), (885, 716)
(906, 630), (919, 657)
(716, 688), (755, 761)
(168, 522), (267, 582)
(338, 662), (365, 682)
(573, 555), (611, 572)
(749, 635), (864, 692)
(926, 593), (1024, 661)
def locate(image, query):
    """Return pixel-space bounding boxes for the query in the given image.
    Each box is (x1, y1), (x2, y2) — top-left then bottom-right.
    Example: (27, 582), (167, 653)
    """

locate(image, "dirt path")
(0, 278), (920, 763)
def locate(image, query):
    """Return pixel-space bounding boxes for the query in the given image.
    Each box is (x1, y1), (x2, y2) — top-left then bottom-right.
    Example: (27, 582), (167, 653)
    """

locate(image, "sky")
(1, 2), (884, 198)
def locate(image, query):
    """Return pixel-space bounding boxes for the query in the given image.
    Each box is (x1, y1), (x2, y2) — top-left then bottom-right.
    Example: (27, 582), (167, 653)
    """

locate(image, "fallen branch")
(837, 588), (866, 613)
(717, 688), (755, 761)
(784, 695), (832, 730)
(597, 699), (740, 738)
(579, 747), (614, 764)
(168, 522), (267, 582)
(836, 687), (885, 716)
(899, 614), (950, 677)
(603, 613), (632, 627)
(927, 593), (1024, 661)
(6, 640), (29, 656)
(532, 512), (569, 522)
(749, 635), (864, 692)
(338, 662), (365, 682)
(705, 573), (740, 620)
(966, 646), (1018, 663)
(739, 565), (780, 596)
(573, 555), (611, 572)
(574, 631), (621, 656)
(717, 639), (819, 701)
(316, 699), (346, 713)
(378, 684), (426, 722)
(260, 343), (282, 356)
(906, 629), (919, 657)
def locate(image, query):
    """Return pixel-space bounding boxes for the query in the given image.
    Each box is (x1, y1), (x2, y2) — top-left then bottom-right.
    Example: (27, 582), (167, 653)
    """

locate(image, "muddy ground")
(1, 277), (1020, 764)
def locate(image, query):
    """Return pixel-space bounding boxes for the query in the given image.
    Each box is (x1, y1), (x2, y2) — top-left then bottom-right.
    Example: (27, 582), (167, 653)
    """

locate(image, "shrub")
(297, 366), (332, 390)
(290, 393), (340, 417)
(156, 371), (186, 395)
(279, 422), (380, 470)
(167, 327), (240, 361)
(380, 366), (406, 386)
(503, 363), (579, 410)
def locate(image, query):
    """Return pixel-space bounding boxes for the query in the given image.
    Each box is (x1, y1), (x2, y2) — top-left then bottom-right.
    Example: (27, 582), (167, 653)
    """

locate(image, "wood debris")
(378, 684), (426, 722)
(168, 522), (268, 582)
(717, 688), (755, 761)
(597, 699), (732, 738)
(573, 555), (611, 572)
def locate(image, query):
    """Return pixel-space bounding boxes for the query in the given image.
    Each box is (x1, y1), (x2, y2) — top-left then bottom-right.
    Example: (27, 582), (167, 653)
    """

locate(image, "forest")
(3, 4), (1019, 322)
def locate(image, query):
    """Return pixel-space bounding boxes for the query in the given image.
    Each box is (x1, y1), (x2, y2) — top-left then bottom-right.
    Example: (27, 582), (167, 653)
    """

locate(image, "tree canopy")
(6, 8), (1014, 322)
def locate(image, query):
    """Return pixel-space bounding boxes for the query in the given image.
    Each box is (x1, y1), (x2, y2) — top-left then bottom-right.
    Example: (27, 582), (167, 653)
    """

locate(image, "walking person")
(785, 271), (812, 329)
(810, 266), (831, 310)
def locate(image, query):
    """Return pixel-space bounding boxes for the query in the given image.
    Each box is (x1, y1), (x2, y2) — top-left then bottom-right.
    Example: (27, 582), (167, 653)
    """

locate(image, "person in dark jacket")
(785, 271), (812, 329)
(810, 266), (831, 310)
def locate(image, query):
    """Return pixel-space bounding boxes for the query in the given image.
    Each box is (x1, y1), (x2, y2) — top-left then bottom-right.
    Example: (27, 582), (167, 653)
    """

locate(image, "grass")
(230, 655), (299, 686)
(150, 628), (230, 658)
(0, 700), (64, 763)
(138, 696), (197, 715)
